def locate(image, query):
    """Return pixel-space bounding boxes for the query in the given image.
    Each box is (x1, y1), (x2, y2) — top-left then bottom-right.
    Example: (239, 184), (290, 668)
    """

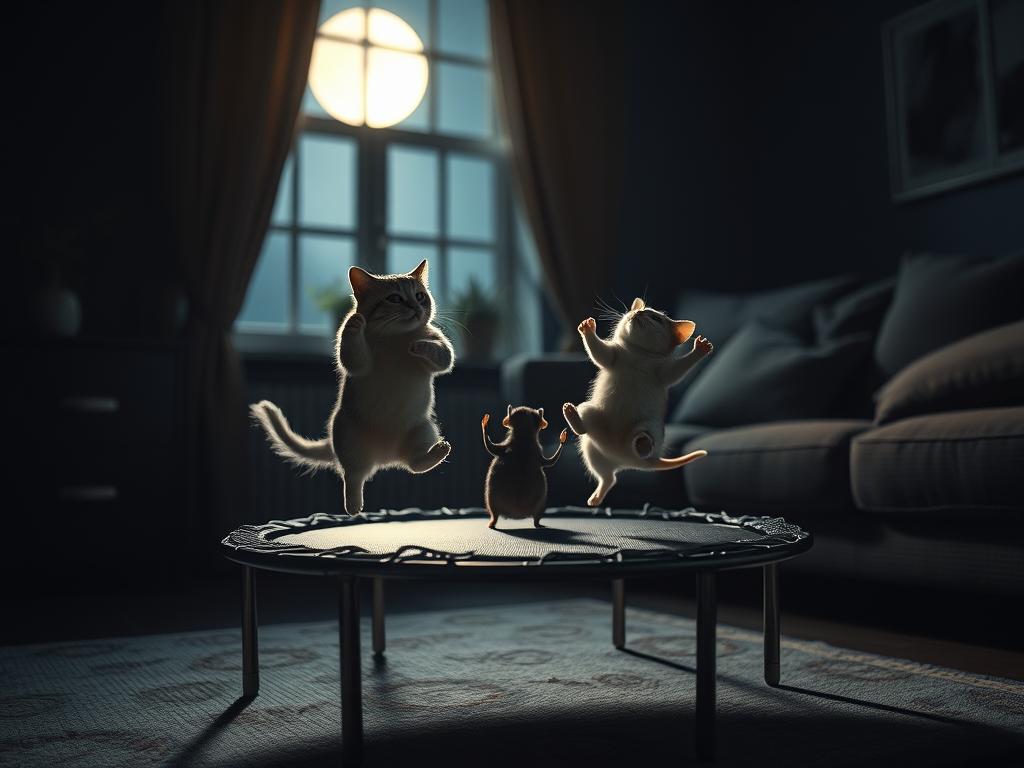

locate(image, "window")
(238, 0), (540, 356)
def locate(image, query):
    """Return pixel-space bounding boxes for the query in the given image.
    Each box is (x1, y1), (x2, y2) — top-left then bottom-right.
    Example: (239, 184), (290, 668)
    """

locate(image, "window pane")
(271, 156), (293, 225)
(447, 154), (494, 241)
(514, 205), (543, 354)
(395, 77), (430, 132)
(387, 145), (438, 236)
(371, 0), (430, 48)
(299, 134), (357, 229)
(438, 63), (491, 138)
(302, 84), (328, 118)
(438, 0), (489, 60)
(309, 38), (366, 126)
(448, 246), (495, 301)
(319, 0), (363, 27)
(366, 47), (428, 128)
(238, 232), (289, 330)
(388, 241), (439, 279)
(300, 235), (356, 333)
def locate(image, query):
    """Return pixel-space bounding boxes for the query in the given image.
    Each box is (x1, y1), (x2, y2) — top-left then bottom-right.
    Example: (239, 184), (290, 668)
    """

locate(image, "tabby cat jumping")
(250, 260), (455, 515)
(563, 298), (713, 507)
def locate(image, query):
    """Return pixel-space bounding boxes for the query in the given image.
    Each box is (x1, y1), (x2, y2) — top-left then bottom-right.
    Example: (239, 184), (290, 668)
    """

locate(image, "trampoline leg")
(339, 576), (363, 765)
(242, 566), (259, 697)
(372, 577), (386, 656)
(764, 563), (780, 686)
(696, 570), (717, 762)
(612, 579), (626, 649)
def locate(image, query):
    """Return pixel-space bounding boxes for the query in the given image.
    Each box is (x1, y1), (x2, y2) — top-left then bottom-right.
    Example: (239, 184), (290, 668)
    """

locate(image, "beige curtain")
(163, 0), (320, 535)
(490, 0), (626, 350)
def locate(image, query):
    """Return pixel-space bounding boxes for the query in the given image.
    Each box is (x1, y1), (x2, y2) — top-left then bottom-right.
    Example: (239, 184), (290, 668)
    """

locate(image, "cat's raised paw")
(578, 317), (597, 336)
(562, 403), (585, 435)
(344, 313), (366, 335)
(408, 339), (436, 358)
(482, 413), (490, 428)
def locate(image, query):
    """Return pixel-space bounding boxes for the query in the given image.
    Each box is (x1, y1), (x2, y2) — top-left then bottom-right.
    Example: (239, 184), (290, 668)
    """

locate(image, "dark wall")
(747, 0), (1024, 288)
(8, 2), (176, 340)
(623, 0), (1024, 307)
(623, 1), (756, 309)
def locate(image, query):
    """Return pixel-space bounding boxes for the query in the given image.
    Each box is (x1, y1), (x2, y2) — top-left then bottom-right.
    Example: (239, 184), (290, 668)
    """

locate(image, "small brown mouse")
(481, 405), (569, 529)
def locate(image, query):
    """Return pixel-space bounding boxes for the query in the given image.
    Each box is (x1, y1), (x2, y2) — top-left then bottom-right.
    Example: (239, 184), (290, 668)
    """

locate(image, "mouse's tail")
(250, 400), (335, 471)
(651, 450), (707, 471)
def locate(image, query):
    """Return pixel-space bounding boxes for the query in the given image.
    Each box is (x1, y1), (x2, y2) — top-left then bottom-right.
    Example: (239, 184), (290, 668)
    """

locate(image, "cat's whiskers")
(594, 296), (624, 321)
(433, 311), (471, 335)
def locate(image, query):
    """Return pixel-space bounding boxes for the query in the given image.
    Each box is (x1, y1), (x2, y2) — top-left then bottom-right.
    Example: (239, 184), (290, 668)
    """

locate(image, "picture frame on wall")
(883, 0), (1024, 202)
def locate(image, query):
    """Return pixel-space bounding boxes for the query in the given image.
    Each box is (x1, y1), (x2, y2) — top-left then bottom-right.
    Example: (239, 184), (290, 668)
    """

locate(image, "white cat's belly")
(581, 369), (667, 464)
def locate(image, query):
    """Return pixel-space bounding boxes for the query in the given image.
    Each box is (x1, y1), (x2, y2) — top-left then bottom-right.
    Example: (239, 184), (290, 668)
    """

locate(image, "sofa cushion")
(673, 321), (872, 427)
(674, 275), (858, 349)
(664, 423), (711, 454)
(851, 407), (1024, 514)
(875, 251), (1024, 377)
(814, 277), (896, 341)
(683, 420), (872, 512)
(874, 320), (1024, 425)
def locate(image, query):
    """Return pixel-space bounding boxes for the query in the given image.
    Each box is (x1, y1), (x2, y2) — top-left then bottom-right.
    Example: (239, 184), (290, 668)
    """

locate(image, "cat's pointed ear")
(349, 266), (375, 297)
(502, 404), (512, 428)
(538, 408), (548, 429)
(673, 320), (696, 345)
(408, 259), (429, 284)
(631, 298), (646, 311)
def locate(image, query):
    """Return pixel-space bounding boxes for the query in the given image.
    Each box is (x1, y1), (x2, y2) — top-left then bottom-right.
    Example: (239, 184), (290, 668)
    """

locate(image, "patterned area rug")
(1, 599), (1021, 767)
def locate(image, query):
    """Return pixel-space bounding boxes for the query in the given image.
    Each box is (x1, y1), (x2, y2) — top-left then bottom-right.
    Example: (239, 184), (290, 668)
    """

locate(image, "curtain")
(490, 0), (626, 350)
(163, 0), (320, 536)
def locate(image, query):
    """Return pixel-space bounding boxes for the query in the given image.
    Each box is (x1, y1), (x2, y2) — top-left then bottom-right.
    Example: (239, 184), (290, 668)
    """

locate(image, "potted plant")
(312, 280), (354, 330)
(451, 277), (500, 363)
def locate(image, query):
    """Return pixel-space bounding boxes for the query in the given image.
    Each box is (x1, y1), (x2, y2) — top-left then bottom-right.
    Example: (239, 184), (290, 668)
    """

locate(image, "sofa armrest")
(501, 354), (593, 422)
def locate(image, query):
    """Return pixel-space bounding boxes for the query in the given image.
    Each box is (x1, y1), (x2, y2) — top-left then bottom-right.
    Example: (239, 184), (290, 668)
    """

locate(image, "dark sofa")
(502, 253), (1024, 596)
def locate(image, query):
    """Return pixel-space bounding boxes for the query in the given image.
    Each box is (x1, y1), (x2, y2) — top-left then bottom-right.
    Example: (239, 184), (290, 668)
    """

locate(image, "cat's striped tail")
(250, 400), (335, 471)
(651, 450), (707, 470)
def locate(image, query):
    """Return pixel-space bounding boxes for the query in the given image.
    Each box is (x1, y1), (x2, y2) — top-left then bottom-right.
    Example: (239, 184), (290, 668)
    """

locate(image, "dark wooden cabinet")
(6, 339), (186, 574)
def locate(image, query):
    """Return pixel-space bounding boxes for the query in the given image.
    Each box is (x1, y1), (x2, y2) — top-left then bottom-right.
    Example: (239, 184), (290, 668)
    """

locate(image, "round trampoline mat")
(222, 507), (812, 578)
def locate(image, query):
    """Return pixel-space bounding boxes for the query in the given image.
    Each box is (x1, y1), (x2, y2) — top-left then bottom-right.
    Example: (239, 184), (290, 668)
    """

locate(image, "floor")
(8, 596), (1022, 768)
(6, 565), (1023, 682)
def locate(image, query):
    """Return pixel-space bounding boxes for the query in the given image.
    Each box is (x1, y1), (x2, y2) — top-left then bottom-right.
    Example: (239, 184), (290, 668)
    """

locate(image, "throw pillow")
(814, 277), (896, 341)
(673, 320), (873, 427)
(874, 251), (1024, 377)
(673, 275), (859, 348)
(875, 320), (1024, 425)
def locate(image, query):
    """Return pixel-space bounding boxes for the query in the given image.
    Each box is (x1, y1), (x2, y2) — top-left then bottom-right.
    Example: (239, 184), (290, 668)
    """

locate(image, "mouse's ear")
(538, 408), (548, 429)
(502, 404), (512, 428)
(673, 319), (696, 344)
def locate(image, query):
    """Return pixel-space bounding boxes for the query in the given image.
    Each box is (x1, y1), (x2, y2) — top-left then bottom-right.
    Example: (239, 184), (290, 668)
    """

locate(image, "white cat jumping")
(562, 298), (713, 507)
(250, 260), (455, 515)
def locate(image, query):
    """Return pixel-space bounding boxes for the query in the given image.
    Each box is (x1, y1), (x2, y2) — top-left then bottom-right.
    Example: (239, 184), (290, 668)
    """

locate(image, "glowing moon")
(309, 8), (429, 128)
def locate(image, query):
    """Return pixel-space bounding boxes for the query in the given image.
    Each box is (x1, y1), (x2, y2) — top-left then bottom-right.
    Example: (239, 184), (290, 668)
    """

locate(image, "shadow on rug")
(1, 599), (1021, 767)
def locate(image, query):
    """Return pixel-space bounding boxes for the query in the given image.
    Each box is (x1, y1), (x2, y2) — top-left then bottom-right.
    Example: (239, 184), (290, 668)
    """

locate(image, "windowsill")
(234, 331), (333, 361)
(236, 332), (503, 382)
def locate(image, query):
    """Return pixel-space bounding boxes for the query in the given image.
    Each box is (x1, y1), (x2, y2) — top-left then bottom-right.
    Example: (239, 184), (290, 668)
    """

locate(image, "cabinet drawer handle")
(59, 486), (119, 502)
(60, 397), (120, 414)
